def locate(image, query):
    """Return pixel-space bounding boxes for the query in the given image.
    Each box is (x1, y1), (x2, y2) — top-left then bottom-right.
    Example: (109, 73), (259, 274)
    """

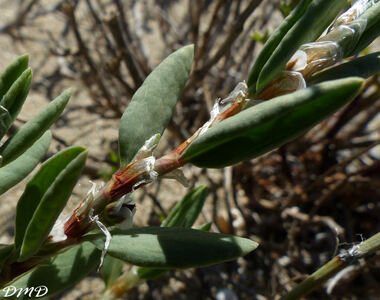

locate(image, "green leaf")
(309, 52), (380, 84)
(161, 185), (208, 228)
(137, 186), (208, 280)
(197, 222), (212, 232)
(15, 146), (87, 262)
(119, 45), (194, 167)
(0, 89), (71, 166)
(0, 105), (12, 141)
(0, 54), (29, 100)
(137, 268), (168, 280)
(247, 0), (312, 95)
(0, 242), (101, 300)
(0, 68), (32, 125)
(0, 244), (14, 273)
(280, 0), (303, 17)
(256, 0), (346, 92)
(88, 227), (258, 269)
(182, 77), (364, 168)
(0, 131), (51, 196)
(101, 255), (123, 289)
(138, 221), (214, 280)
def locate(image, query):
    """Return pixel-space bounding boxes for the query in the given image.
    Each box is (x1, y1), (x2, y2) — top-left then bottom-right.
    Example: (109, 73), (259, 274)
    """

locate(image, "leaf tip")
(237, 237), (259, 255)
(24, 67), (33, 81)
(20, 53), (29, 64)
(59, 88), (72, 106)
(63, 87), (73, 97)
(178, 44), (194, 62)
(45, 130), (53, 140)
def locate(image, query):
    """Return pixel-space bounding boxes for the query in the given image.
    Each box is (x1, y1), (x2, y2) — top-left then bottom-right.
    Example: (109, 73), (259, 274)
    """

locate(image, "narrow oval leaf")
(0, 242), (101, 300)
(0, 68), (32, 125)
(16, 146), (88, 262)
(256, 0), (346, 92)
(137, 185), (208, 280)
(161, 185), (208, 228)
(0, 131), (51, 196)
(309, 52), (380, 84)
(182, 78), (364, 168)
(0, 89), (71, 166)
(247, 0), (312, 95)
(0, 54), (29, 99)
(119, 45), (194, 167)
(88, 227), (258, 269)
(101, 255), (124, 289)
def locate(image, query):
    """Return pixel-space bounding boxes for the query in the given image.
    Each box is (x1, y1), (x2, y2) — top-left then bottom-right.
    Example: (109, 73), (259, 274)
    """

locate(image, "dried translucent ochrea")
(286, 0), (376, 78)
(330, 0), (377, 29)
(200, 81), (263, 132)
(287, 41), (342, 77)
(255, 70), (306, 100)
(89, 208), (112, 271)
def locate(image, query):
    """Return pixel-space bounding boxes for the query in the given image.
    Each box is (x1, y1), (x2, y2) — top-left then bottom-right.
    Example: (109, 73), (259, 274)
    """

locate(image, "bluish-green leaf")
(256, 0), (346, 92)
(309, 52), (380, 84)
(138, 185), (208, 280)
(247, 0), (312, 95)
(0, 54), (29, 100)
(0, 68), (32, 125)
(0, 89), (71, 166)
(15, 146), (87, 262)
(0, 242), (101, 300)
(119, 45), (194, 167)
(101, 255), (124, 289)
(0, 131), (51, 196)
(182, 77), (363, 168)
(161, 185), (208, 228)
(88, 227), (258, 269)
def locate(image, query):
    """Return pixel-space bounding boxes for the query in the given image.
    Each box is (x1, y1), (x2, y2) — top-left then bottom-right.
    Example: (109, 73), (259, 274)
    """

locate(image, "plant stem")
(102, 267), (142, 300)
(281, 232), (380, 300)
(64, 83), (252, 239)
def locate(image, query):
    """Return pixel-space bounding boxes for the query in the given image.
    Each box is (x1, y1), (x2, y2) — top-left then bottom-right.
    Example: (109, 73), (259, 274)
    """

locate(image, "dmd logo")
(2, 286), (48, 298)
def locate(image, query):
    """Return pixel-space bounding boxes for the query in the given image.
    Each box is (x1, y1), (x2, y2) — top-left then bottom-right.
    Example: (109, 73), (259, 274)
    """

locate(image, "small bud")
(102, 200), (136, 230)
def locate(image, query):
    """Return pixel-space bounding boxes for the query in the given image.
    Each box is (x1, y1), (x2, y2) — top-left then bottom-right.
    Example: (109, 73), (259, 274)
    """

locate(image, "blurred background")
(0, 0), (379, 299)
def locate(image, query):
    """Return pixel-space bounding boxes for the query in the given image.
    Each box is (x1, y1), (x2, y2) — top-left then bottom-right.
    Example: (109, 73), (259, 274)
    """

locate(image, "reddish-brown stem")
(64, 88), (251, 239)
